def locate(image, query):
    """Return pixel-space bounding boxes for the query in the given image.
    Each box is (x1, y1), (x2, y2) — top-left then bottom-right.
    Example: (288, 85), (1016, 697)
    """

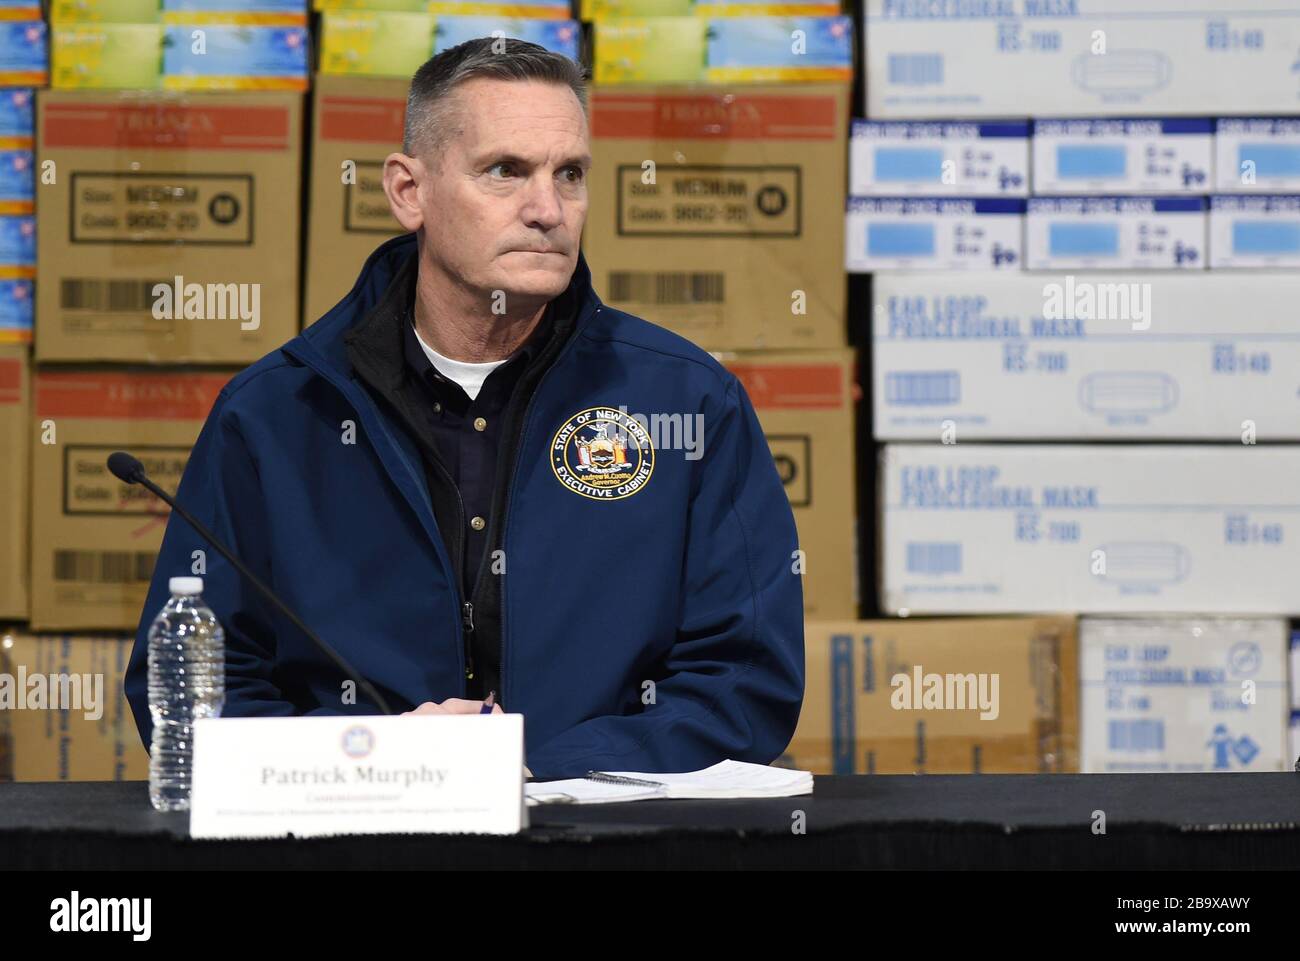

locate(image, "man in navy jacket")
(125, 38), (804, 777)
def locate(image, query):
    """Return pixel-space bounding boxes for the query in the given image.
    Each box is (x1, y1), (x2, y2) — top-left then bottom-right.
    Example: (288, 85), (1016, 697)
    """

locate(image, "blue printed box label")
(0, 88), (33, 139)
(0, 278), (32, 332)
(0, 215), (34, 264)
(163, 25), (308, 78)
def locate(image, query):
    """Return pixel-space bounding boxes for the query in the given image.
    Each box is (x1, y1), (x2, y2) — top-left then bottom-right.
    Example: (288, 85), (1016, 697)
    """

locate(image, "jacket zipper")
(410, 427), (474, 684)
(479, 306), (595, 709)
(462, 600), (475, 680)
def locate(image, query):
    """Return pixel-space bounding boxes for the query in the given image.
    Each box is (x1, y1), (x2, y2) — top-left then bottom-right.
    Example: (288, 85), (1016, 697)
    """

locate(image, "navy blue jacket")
(125, 233), (804, 777)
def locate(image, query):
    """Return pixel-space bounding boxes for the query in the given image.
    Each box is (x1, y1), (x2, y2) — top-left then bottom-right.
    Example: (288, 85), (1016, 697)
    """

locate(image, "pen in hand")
(479, 690), (496, 715)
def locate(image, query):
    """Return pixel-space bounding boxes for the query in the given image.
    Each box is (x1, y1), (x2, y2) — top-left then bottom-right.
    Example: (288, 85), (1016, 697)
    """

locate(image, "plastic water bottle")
(147, 576), (225, 812)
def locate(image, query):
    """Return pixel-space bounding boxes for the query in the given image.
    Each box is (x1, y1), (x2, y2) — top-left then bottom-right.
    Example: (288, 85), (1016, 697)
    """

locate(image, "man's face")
(415, 78), (590, 305)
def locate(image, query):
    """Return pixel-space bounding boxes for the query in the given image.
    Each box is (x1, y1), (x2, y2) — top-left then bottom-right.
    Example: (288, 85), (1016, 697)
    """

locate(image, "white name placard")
(189, 714), (526, 839)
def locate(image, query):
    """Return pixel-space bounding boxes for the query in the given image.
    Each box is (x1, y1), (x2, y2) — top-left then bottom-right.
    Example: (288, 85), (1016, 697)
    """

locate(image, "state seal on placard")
(341, 725), (374, 759)
(550, 406), (655, 501)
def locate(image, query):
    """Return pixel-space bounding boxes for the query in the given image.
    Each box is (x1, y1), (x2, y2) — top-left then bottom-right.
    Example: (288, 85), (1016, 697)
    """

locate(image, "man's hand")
(402, 698), (503, 716)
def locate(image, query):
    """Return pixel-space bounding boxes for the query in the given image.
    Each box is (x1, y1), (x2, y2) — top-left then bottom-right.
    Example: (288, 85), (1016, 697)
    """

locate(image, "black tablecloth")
(3, 774), (1300, 869)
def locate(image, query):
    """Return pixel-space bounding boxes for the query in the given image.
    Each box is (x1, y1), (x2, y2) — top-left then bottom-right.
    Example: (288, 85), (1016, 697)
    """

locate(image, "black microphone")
(109, 451), (393, 716)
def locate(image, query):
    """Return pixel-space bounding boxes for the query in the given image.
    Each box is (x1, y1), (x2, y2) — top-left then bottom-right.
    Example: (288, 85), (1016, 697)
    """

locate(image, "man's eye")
(560, 166), (585, 183)
(488, 163), (515, 178)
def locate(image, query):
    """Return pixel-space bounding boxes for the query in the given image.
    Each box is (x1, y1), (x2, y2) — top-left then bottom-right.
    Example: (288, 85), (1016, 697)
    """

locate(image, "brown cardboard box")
(29, 368), (230, 631)
(720, 350), (856, 620)
(305, 73), (407, 327)
(783, 617), (1079, 775)
(585, 84), (849, 350)
(35, 90), (304, 363)
(0, 344), (29, 620)
(0, 630), (148, 782)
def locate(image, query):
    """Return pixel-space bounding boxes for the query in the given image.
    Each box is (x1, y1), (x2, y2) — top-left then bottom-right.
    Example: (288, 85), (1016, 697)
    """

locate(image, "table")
(3, 774), (1299, 869)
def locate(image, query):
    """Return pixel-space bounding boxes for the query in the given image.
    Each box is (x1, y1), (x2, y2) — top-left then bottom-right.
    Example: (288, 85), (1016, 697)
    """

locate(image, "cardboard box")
(315, 0), (572, 16)
(0, 146), (32, 214)
(866, 0), (1300, 118)
(0, 630), (149, 782)
(0, 18), (46, 87)
(1026, 196), (1206, 270)
(48, 3), (316, 91)
(582, 0), (841, 18)
(585, 84), (849, 350)
(0, 0), (40, 20)
(305, 73), (407, 326)
(0, 276), (31, 341)
(1209, 195), (1300, 268)
(161, 24), (309, 92)
(593, 16), (853, 85)
(51, 0), (309, 19)
(1080, 617), (1289, 773)
(1031, 118), (1213, 195)
(50, 23), (163, 90)
(872, 271), (1300, 440)
(1215, 118), (1300, 193)
(320, 11), (580, 78)
(0, 214), (34, 341)
(718, 350), (856, 620)
(0, 213), (33, 264)
(434, 16), (579, 58)
(29, 368), (230, 631)
(1291, 629), (1300, 711)
(845, 197), (1023, 272)
(0, 344), (28, 620)
(850, 119), (1029, 197)
(0, 87), (34, 142)
(783, 617), (1078, 775)
(35, 89), (303, 363)
(881, 444), (1300, 615)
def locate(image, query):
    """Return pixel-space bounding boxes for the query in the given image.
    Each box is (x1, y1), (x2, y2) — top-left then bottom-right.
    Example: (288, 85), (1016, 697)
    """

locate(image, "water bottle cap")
(168, 576), (204, 596)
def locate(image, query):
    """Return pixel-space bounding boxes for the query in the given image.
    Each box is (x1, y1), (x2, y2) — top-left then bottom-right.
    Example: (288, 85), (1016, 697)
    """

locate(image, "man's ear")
(382, 151), (426, 233)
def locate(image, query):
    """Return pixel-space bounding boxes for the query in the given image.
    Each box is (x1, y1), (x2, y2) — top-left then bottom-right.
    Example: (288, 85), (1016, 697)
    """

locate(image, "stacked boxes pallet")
(0, 6), (40, 629)
(2, 0), (311, 781)
(819, 0), (1300, 776)
(0, 1), (42, 779)
(785, 617), (1079, 775)
(581, 1), (860, 636)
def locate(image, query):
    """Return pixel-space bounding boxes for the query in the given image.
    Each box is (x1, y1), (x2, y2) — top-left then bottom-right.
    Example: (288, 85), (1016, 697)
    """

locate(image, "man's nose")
(520, 173), (565, 231)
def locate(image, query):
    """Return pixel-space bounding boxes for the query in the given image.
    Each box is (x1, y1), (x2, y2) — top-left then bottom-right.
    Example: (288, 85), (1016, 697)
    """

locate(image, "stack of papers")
(526, 760), (814, 806)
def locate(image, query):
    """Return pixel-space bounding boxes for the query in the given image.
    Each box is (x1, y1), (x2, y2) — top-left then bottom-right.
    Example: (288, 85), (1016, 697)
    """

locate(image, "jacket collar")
(284, 232), (598, 385)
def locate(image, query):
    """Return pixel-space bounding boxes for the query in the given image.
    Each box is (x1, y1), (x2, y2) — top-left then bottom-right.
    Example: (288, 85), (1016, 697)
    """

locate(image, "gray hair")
(402, 37), (588, 160)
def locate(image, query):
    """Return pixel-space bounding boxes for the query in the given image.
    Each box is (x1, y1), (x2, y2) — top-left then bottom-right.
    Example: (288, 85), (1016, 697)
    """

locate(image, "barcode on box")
(53, 550), (155, 584)
(1108, 719), (1165, 752)
(888, 53), (944, 86)
(886, 371), (960, 406)
(607, 271), (725, 306)
(60, 279), (164, 312)
(906, 542), (961, 574)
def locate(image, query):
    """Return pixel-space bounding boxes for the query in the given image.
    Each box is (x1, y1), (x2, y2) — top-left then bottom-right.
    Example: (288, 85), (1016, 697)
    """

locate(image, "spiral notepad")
(526, 760), (813, 805)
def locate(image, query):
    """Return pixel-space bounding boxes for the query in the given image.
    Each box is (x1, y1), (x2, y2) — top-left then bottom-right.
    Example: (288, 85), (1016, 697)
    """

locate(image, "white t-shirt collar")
(410, 323), (511, 402)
